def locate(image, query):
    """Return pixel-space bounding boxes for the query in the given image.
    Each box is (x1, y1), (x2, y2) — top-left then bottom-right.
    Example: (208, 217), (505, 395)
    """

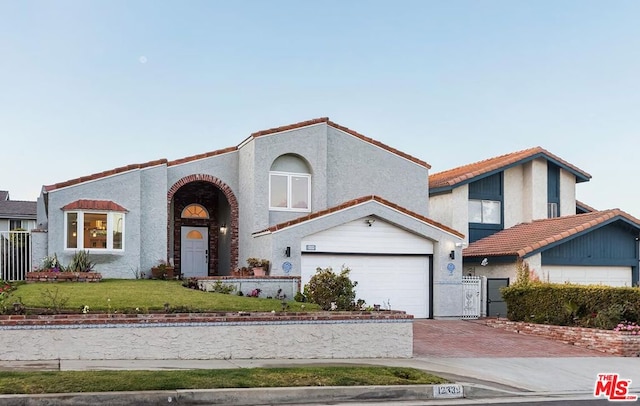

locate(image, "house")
(0, 191), (37, 232)
(34, 118), (465, 318)
(428, 147), (640, 315)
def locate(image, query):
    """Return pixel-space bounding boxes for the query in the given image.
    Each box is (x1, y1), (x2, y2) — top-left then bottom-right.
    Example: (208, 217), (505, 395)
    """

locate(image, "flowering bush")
(614, 321), (640, 335)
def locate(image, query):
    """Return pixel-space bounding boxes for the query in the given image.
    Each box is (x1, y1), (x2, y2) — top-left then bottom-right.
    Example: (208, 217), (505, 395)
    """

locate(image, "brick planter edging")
(25, 272), (102, 283)
(0, 311), (412, 327)
(484, 319), (640, 357)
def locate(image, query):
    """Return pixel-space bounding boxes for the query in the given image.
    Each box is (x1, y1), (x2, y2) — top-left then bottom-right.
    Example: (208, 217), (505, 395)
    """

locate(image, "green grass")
(6, 280), (320, 313)
(0, 367), (447, 394)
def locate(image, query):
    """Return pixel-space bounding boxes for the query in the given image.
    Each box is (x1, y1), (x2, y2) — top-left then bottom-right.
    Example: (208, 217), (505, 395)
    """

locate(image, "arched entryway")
(167, 175), (238, 276)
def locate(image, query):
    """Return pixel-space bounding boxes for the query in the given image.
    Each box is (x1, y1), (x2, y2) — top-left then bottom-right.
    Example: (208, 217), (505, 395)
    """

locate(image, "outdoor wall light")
(219, 223), (227, 234)
(285, 246), (291, 257)
(449, 250), (455, 260)
(365, 219), (375, 227)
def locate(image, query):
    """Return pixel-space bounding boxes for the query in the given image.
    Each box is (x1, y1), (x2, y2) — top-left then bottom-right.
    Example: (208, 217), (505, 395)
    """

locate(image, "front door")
(181, 226), (208, 277)
(487, 278), (509, 317)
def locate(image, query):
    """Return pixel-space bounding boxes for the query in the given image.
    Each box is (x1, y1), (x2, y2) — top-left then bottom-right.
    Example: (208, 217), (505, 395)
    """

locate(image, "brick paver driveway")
(413, 319), (609, 357)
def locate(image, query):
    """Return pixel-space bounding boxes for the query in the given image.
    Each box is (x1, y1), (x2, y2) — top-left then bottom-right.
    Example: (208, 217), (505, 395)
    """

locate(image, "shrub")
(303, 266), (361, 310)
(502, 283), (640, 328)
(67, 250), (95, 272)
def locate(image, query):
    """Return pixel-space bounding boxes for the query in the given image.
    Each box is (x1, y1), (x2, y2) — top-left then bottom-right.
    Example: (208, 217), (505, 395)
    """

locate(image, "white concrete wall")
(429, 185), (469, 242)
(559, 169), (577, 216)
(521, 159), (548, 223)
(0, 320), (412, 360)
(503, 166), (524, 228)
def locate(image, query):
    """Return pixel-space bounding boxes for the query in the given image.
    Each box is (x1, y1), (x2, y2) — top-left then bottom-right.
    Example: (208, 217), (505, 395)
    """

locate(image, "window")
(182, 204), (209, 219)
(9, 220), (22, 230)
(65, 211), (125, 251)
(548, 202), (559, 218)
(269, 172), (311, 211)
(469, 199), (501, 224)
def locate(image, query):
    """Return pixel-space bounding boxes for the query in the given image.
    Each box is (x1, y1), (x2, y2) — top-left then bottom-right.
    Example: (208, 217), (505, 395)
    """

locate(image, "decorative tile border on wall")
(483, 319), (640, 357)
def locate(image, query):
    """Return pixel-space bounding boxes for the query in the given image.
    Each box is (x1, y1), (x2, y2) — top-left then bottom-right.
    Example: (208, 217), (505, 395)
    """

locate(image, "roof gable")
(44, 118), (428, 192)
(254, 195), (463, 238)
(463, 209), (640, 258)
(429, 147), (591, 193)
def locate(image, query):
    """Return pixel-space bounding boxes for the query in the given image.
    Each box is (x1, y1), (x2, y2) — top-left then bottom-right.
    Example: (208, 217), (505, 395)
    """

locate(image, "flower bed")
(483, 319), (640, 357)
(26, 272), (102, 283)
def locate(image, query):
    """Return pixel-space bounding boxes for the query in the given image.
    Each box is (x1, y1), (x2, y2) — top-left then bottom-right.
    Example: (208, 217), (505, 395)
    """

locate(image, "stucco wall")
(140, 165), (169, 275)
(503, 166), (524, 228)
(45, 169), (148, 278)
(327, 127), (429, 217)
(559, 168), (576, 216)
(0, 317), (412, 360)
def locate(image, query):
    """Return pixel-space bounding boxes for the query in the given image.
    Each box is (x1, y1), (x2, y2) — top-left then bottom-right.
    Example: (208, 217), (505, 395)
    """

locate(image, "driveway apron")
(413, 319), (609, 358)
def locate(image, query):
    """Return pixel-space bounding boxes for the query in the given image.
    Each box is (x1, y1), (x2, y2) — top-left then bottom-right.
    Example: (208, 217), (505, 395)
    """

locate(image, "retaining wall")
(0, 312), (412, 361)
(484, 319), (640, 357)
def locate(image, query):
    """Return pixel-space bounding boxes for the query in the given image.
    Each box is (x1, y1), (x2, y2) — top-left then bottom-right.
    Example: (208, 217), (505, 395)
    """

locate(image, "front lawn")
(6, 280), (320, 313)
(0, 367), (447, 394)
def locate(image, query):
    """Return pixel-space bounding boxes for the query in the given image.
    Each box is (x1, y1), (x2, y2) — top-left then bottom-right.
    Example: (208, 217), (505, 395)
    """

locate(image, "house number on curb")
(433, 384), (463, 398)
(282, 262), (292, 275)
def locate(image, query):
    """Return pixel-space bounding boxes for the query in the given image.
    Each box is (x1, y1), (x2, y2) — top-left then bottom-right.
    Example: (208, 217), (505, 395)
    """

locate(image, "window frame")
(64, 211), (125, 253)
(269, 171), (311, 212)
(468, 199), (502, 225)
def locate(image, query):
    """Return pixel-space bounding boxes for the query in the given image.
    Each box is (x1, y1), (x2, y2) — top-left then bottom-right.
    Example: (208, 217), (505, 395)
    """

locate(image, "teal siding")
(542, 223), (638, 267)
(469, 172), (503, 243)
(547, 163), (560, 207)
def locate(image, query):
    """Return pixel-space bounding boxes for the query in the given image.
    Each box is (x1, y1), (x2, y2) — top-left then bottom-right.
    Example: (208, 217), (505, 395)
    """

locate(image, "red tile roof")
(576, 200), (597, 213)
(429, 147), (591, 190)
(253, 195), (464, 238)
(463, 209), (640, 258)
(44, 159), (168, 192)
(44, 118), (428, 192)
(251, 117), (430, 168)
(61, 200), (128, 212)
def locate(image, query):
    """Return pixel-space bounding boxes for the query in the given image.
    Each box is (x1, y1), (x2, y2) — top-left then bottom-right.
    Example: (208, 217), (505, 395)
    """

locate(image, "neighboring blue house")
(35, 118), (465, 318)
(428, 147), (640, 315)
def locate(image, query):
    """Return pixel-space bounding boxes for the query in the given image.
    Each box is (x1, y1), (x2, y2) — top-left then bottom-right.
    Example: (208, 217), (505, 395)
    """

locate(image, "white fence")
(0, 231), (31, 281)
(461, 276), (481, 319)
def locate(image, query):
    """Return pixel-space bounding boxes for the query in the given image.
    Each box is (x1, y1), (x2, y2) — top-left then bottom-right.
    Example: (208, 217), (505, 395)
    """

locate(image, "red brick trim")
(167, 174), (239, 271)
(0, 311), (412, 327)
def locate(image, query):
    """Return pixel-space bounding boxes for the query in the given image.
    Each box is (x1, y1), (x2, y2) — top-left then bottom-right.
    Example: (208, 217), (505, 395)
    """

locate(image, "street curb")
(0, 383), (513, 405)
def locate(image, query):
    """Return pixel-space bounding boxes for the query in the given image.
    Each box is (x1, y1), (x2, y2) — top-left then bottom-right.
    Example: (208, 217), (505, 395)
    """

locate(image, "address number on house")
(433, 384), (463, 398)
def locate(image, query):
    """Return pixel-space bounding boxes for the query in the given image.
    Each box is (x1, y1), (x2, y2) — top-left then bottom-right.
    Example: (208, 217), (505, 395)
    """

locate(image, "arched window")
(181, 204), (209, 219)
(269, 154), (311, 212)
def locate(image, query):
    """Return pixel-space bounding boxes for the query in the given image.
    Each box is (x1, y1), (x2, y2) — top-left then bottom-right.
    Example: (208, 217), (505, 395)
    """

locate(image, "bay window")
(65, 211), (125, 251)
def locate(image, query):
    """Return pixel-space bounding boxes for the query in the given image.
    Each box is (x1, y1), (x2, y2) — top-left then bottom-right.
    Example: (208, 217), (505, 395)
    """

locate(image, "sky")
(1, 1), (639, 217)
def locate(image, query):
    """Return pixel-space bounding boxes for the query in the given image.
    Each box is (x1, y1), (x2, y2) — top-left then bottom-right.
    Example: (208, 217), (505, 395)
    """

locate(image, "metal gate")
(462, 276), (481, 319)
(487, 278), (509, 317)
(0, 231), (31, 281)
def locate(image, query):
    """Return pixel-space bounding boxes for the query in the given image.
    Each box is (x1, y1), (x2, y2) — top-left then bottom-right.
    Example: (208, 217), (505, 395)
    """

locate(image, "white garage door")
(301, 254), (430, 318)
(546, 265), (632, 287)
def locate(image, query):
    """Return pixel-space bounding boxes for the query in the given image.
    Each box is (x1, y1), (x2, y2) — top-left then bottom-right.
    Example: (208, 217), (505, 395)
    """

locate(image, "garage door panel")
(301, 254), (429, 318)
